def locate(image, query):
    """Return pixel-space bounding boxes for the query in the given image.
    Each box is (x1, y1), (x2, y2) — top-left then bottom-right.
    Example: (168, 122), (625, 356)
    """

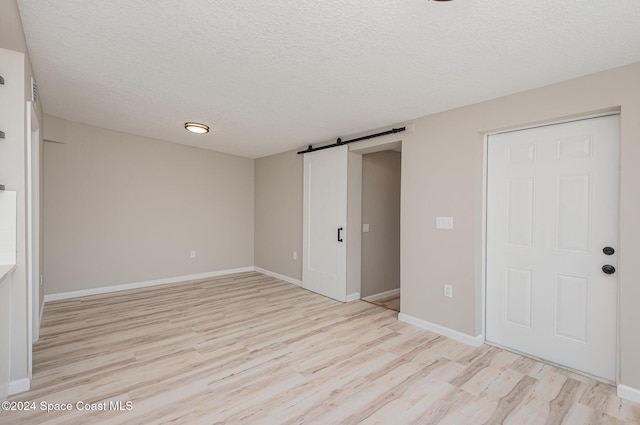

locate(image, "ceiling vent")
(31, 77), (39, 104)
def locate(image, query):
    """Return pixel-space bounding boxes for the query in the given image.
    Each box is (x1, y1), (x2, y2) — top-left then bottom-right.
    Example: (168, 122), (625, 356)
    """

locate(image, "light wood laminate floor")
(366, 295), (400, 312)
(2, 272), (639, 424)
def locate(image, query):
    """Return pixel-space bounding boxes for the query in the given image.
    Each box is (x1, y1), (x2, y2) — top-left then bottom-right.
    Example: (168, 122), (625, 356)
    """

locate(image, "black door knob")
(603, 247), (615, 255)
(602, 265), (616, 275)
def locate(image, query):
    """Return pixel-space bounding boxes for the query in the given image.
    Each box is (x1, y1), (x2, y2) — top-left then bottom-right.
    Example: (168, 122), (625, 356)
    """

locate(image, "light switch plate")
(436, 216), (454, 229)
(363, 223), (370, 233)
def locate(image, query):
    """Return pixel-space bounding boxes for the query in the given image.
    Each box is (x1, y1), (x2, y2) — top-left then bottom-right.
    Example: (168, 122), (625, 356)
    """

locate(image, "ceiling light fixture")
(184, 122), (209, 134)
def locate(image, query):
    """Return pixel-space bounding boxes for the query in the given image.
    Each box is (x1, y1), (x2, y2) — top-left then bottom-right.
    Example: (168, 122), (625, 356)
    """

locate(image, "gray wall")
(361, 150), (401, 298)
(43, 118), (254, 295)
(253, 62), (640, 391)
(254, 149), (303, 279)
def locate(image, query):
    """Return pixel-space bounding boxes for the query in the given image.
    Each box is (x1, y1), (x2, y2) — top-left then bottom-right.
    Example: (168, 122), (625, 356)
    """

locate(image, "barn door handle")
(602, 265), (616, 275)
(337, 227), (343, 242)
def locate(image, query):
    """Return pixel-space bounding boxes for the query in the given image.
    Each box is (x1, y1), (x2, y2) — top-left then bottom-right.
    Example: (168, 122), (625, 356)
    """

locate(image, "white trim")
(488, 111), (620, 137)
(481, 134), (489, 342)
(362, 288), (400, 302)
(8, 378), (30, 396)
(398, 313), (484, 347)
(617, 384), (640, 404)
(44, 267), (254, 302)
(346, 292), (361, 302)
(26, 101), (40, 379)
(35, 297), (44, 343)
(254, 267), (302, 286)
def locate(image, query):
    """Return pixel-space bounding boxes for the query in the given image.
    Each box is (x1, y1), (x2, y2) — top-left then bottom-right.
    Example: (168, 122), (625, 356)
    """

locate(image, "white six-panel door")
(302, 145), (348, 302)
(486, 115), (619, 381)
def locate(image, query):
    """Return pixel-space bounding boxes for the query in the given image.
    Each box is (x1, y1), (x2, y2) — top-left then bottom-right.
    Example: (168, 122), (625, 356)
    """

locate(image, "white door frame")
(26, 101), (40, 379)
(349, 127), (411, 307)
(481, 112), (621, 384)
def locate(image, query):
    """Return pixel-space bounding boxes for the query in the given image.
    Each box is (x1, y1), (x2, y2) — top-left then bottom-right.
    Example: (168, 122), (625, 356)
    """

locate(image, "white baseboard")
(362, 288), (400, 302)
(398, 313), (484, 347)
(617, 384), (640, 403)
(44, 267), (255, 302)
(8, 377), (30, 396)
(253, 269), (359, 304)
(346, 292), (361, 302)
(254, 267), (302, 286)
(253, 267), (360, 302)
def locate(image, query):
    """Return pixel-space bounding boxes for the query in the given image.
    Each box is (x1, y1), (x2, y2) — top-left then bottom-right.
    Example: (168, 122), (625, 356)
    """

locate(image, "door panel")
(303, 146), (347, 302)
(504, 267), (532, 328)
(555, 175), (590, 252)
(554, 273), (588, 343)
(507, 178), (534, 247)
(486, 115), (619, 381)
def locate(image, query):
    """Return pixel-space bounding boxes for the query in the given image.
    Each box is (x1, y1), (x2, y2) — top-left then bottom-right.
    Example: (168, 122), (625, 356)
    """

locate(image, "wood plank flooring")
(1, 272), (639, 424)
(366, 294), (400, 312)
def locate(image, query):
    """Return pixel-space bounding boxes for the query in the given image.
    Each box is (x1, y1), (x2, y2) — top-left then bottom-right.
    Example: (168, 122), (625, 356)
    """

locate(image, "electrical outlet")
(190, 250), (197, 258)
(436, 216), (454, 229)
(444, 284), (453, 298)
(292, 251), (297, 260)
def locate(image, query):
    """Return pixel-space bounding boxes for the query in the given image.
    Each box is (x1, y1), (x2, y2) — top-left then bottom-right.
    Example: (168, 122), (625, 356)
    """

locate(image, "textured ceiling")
(16, 0), (640, 158)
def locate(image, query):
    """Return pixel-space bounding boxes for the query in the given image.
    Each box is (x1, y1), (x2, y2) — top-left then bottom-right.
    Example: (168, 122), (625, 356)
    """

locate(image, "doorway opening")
(359, 150), (401, 312)
(361, 150), (402, 312)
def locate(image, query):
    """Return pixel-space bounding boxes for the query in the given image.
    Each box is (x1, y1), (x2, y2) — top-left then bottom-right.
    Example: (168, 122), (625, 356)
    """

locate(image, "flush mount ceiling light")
(184, 122), (209, 134)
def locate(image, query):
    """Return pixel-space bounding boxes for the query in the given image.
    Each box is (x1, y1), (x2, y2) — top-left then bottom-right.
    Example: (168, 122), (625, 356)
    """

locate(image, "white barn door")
(486, 115), (619, 381)
(303, 145), (348, 302)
